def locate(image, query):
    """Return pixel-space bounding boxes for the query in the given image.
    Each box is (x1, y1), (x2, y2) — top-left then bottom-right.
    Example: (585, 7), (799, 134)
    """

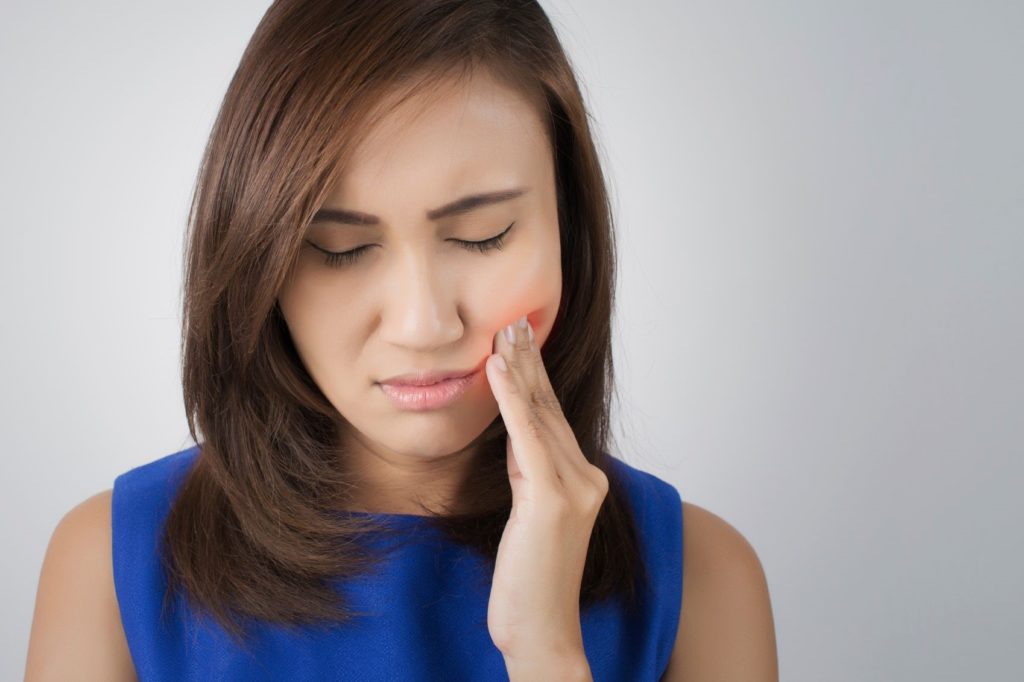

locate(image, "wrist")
(503, 649), (592, 681)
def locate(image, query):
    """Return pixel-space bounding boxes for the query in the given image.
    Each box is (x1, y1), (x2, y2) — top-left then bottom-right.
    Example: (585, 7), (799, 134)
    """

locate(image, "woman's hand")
(484, 314), (608, 677)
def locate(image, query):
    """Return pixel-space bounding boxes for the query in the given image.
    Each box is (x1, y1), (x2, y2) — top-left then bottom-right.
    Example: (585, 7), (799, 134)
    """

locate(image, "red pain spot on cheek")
(494, 310), (544, 343)
(491, 295), (547, 347)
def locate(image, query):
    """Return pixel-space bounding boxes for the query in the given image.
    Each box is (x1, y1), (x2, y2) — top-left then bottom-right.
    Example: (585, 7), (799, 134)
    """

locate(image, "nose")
(378, 247), (464, 351)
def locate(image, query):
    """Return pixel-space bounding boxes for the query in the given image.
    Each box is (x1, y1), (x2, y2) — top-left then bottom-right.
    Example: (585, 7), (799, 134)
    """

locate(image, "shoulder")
(25, 490), (137, 681)
(660, 501), (778, 681)
(109, 445), (200, 540)
(113, 445), (200, 498)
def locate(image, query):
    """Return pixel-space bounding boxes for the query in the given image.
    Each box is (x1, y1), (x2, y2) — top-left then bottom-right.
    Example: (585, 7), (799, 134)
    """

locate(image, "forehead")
(327, 69), (551, 216)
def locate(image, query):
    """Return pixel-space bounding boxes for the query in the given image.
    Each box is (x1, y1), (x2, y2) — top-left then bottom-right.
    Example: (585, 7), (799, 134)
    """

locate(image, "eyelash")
(312, 221), (516, 269)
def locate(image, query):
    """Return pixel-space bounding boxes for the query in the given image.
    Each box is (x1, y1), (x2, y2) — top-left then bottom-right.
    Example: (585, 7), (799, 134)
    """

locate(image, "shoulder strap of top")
(605, 455), (684, 676)
(111, 445), (201, 679)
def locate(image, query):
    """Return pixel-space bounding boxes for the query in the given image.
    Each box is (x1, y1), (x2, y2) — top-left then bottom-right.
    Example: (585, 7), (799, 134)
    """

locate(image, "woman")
(26, 1), (777, 679)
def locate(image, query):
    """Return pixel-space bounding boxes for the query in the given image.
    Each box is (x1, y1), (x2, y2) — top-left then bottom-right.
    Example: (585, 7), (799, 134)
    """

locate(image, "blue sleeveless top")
(112, 445), (683, 681)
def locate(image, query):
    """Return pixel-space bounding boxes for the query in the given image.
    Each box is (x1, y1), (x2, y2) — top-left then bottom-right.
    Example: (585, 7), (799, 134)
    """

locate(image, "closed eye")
(454, 220), (515, 253)
(308, 221), (516, 269)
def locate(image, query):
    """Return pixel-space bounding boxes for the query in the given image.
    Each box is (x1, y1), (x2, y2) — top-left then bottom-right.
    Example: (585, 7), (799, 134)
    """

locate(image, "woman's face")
(277, 69), (562, 469)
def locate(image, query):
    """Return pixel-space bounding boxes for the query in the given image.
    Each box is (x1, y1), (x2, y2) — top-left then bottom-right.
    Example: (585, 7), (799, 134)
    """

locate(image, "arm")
(661, 501), (778, 682)
(504, 650), (593, 681)
(24, 489), (138, 682)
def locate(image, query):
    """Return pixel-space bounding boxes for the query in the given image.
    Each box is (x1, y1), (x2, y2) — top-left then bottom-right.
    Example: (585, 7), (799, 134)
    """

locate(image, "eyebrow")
(311, 187), (529, 226)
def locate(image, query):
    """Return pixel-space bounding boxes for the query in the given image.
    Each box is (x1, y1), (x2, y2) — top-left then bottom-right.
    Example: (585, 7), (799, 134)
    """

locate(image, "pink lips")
(378, 370), (479, 411)
(378, 367), (476, 386)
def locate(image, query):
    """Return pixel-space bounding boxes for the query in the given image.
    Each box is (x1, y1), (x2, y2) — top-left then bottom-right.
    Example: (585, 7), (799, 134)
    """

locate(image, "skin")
(25, 66), (777, 681)
(484, 316), (607, 674)
(662, 503), (779, 681)
(276, 68), (563, 516)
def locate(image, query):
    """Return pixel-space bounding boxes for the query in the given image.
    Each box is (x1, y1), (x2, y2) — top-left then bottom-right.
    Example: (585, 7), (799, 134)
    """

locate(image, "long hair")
(163, 0), (645, 647)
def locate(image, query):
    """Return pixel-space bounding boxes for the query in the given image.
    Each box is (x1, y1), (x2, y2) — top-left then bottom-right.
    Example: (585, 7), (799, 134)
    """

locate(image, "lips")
(378, 367), (477, 387)
(378, 368), (481, 411)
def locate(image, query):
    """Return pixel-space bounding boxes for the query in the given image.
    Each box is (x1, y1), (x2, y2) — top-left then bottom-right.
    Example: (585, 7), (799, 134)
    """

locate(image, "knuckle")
(503, 375), (523, 397)
(580, 487), (606, 513)
(530, 388), (564, 416)
(523, 413), (548, 442)
(580, 467), (609, 510)
(504, 354), (524, 376)
(589, 466), (610, 494)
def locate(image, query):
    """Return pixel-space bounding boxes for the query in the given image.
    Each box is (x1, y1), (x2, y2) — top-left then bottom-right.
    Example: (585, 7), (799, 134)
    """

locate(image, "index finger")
(486, 315), (562, 484)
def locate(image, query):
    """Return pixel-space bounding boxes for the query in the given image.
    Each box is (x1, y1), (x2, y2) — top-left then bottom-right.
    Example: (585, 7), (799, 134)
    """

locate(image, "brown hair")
(163, 0), (645, 647)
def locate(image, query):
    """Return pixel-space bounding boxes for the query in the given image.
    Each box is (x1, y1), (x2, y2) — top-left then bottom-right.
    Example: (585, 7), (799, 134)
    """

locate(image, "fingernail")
(494, 354), (508, 372)
(504, 323), (516, 343)
(517, 315), (528, 330)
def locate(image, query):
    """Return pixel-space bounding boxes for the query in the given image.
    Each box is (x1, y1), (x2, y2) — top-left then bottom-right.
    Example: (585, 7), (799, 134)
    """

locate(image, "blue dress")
(112, 445), (683, 681)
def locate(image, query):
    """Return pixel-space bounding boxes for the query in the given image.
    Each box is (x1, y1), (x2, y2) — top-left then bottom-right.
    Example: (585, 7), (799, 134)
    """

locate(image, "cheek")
(277, 275), (358, 376)
(467, 241), (561, 345)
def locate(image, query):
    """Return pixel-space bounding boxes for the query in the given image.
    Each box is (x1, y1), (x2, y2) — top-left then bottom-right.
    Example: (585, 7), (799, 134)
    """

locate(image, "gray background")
(3, 1), (1021, 679)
